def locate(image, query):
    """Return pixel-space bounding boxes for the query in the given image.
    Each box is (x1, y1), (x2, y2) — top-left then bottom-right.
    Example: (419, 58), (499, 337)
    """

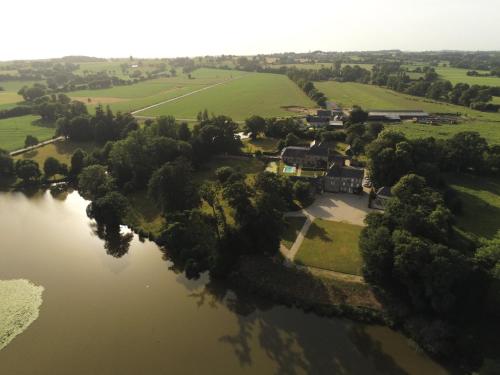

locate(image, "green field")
(316, 81), (500, 120)
(139, 72), (316, 120)
(0, 80), (41, 107)
(391, 121), (500, 145)
(446, 174), (500, 239)
(14, 140), (97, 166)
(70, 68), (249, 115)
(295, 219), (363, 275)
(436, 67), (500, 86)
(0, 116), (55, 151)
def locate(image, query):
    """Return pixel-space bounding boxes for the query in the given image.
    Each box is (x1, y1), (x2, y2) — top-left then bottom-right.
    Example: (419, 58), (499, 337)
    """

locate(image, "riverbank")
(229, 254), (385, 324)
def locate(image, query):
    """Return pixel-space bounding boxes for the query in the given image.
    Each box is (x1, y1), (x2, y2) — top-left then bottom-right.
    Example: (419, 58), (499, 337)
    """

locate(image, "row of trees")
(360, 174), (496, 362)
(366, 130), (500, 189)
(287, 70), (327, 107)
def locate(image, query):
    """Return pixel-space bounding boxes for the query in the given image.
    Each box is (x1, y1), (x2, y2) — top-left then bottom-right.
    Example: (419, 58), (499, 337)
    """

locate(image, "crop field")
(0, 116), (55, 151)
(316, 81), (500, 121)
(70, 68), (250, 115)
(436, 67), (500, 86)
(138, 72), (316, 120)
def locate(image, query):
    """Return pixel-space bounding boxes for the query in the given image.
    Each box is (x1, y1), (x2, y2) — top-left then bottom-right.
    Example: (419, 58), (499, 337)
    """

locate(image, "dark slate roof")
(308, 143), (329, 157)
(327, 165), (364, 179)
(281, 146), (309, 158)
(368, 110), (429, 118)
(376, 186), (392, 198)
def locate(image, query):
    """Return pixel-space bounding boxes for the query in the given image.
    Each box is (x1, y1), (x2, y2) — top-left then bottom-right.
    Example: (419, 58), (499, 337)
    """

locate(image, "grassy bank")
(231, 255), (383, 322)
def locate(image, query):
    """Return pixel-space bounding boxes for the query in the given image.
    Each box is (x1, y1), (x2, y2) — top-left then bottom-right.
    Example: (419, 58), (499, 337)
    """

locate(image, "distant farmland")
(315, 81), (500, 121)
(436, 67), (500, 86)
(138, 72), (316, 120)
(0, 115), (54, 151)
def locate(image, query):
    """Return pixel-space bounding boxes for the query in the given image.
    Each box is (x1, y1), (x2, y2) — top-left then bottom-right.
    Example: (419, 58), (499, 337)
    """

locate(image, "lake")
(0, 190), (449, 374)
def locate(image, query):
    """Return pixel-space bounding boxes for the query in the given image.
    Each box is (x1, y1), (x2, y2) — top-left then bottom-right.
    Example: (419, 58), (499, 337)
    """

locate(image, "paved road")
(131, 75), (245, 116)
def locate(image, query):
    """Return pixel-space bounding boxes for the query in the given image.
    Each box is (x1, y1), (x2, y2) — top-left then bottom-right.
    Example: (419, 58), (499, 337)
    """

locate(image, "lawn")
(295, 219), (363, 275)
(315, 81), (500, 122)
(281, 216), (307, 250)
(0, 116), (55, 151)
(436, 67), (500, 86)
(242, 137), (280, 153)
(446, 173), (500, 239)
(391, 121), (500, 145)
(193, 157), (265, 183)
(139, 72), (316, 120)
(14, 140), (98, 165)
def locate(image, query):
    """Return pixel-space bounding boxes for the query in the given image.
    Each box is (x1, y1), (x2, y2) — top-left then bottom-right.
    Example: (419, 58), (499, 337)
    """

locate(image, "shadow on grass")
(305, 221), (332, 242)
(454, 190), (500, 239)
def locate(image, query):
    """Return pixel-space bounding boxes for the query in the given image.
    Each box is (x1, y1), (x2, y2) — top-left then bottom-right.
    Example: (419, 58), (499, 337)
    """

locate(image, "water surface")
(0, 190), (449, 374)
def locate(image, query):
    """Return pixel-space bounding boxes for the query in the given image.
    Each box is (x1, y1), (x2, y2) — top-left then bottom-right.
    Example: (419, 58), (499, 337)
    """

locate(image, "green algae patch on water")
(0, 279), (44, 351)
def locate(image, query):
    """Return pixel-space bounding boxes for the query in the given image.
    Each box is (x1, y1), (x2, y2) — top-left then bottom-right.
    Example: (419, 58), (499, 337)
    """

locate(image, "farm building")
(367, 110), (429, 122)
(281, 141), (329, 168)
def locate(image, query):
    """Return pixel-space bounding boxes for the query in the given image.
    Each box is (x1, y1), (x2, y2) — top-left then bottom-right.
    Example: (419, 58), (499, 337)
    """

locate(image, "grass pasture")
(14, 140), (97, 166)
(436, 67), (500, 86)
(139, 72), (316, 120)
(70, 68), (250, 115)
(295, 219), (363, 275)
(0, 116), (55, 151)
(391, 121), (500, 145)
(242, 137), (280, 153)
(446, 174), (500, 239)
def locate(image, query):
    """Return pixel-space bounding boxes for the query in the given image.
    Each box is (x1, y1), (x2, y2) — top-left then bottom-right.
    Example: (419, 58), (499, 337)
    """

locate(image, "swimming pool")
(283, 165), (297, 174)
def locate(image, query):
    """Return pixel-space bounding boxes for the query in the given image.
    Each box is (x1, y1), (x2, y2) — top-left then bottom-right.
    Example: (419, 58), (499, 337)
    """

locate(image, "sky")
(1, 0), (499, 61)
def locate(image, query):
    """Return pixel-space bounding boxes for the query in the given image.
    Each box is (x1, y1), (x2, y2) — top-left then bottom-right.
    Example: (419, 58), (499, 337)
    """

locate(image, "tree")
(78, 165), (114, 200)
(87, 191), (129, 228)
(177, 122), (191, 141)
(285, 133), (300, 147)
(348, 106), (368, 124)
(43, 157), (62, 179)
(244, 116), (266, 140)
(70, 149), (87, 176)
(15, 159), (41, 183)
(148, 158), (200, 213)
(293, 180), (312, 205)
(24, 135), (39, 148)
(0, 149), (14, 178)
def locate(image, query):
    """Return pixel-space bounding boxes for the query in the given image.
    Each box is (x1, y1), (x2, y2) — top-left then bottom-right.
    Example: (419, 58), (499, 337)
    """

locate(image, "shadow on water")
(188, 279), (414, 375)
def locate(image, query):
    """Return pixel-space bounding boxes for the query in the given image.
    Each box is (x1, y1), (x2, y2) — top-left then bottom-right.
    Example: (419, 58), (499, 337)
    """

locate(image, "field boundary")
(131, 75), (247, 116)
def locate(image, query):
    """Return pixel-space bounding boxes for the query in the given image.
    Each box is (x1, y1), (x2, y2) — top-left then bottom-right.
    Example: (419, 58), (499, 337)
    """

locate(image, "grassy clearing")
(295, 219), (363, 276)
(315, 81), (500, 122)
(391, 121), (500, 145)
(241, 137), (280, 153)
(281, 216), (307, 250)
(125, 190), (165, 237)
(192, 156), (265, 183)
(14, 140), (97, 165)
(436, 67), (500, 86)
(139, 72), (316, 120)
(0, 116), (55, 151)
(446, 174), (500, 239)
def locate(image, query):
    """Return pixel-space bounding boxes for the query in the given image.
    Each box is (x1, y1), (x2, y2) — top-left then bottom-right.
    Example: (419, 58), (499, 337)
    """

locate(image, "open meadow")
(137, 72), (316, 120)
(0, 115), (55, 151)
(436, 67), (500, 86)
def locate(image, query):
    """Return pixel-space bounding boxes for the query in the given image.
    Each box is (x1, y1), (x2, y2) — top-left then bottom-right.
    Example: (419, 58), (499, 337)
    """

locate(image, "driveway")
(287, 192), (374, 226)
